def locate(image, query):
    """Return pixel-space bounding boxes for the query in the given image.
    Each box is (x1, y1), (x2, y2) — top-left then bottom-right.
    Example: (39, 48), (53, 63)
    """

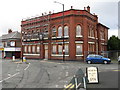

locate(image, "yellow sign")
(0, 48), (4, 51)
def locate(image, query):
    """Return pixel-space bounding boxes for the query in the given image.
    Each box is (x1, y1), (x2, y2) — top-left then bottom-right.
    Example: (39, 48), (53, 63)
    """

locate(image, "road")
(0, 59), (119, 89)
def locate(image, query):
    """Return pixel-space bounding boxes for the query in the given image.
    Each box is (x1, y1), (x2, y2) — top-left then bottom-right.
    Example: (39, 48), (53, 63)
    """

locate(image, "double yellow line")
(64, 83), (75, 90)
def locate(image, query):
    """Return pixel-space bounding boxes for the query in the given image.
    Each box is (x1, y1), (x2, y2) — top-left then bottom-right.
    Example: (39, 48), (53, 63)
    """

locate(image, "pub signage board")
(86, 67), (99, 84)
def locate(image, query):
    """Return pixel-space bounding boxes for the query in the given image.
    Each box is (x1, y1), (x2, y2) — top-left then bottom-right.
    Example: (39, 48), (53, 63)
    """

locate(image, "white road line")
(0, 72), (20, 83)
(56, 85), (58, 88)
(17, 64), (19, 68)
(0, 63), (31, 83)
(24, 63), (30, 71)
(66, 72), (68, 76)
(16, 64), (20, 71)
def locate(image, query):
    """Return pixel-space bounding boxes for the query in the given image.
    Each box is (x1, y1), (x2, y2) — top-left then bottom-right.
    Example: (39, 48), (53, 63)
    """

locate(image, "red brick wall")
(21, 9), (108, 60)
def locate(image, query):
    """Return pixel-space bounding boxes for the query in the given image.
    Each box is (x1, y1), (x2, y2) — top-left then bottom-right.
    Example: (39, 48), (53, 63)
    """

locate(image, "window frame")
(76, 25), (82, 37)
(64, 26), (69, 37)
(76, 43), (83, 55)
(58, 26), (62, 37)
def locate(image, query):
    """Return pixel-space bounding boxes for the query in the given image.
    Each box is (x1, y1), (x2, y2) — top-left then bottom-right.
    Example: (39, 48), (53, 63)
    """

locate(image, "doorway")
(44, 44), (48, 60)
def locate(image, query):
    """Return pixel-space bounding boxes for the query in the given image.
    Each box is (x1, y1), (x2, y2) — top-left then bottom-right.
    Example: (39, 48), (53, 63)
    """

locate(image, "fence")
(84, 50), (120, 60)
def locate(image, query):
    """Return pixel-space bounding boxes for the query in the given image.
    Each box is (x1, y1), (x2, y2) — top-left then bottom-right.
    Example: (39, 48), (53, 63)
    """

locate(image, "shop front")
(4, 47), (21, 59)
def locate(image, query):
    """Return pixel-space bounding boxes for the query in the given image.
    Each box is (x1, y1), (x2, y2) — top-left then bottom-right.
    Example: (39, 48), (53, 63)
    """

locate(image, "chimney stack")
(71, 6), (73, 9)
(8, 29), (12, 34)
(49, 11), (51, 14)
(87, 6), (90, 12)
(84, 7), (86, 10)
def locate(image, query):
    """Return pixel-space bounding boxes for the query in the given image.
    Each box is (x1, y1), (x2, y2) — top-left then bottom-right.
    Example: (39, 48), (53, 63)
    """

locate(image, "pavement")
(0, 59), (120, 90)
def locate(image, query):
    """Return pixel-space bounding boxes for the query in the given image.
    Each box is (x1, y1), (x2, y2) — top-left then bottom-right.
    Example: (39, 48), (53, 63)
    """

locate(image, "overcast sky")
(0, 0), (119, 38)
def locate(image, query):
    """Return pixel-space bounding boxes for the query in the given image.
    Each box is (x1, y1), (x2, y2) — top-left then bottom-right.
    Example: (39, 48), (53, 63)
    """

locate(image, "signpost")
(86, 67), (99, 84)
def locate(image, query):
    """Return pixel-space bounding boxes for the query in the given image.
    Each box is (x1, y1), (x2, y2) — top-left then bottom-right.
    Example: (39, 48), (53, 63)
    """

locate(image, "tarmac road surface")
(1, 59), (119, 89)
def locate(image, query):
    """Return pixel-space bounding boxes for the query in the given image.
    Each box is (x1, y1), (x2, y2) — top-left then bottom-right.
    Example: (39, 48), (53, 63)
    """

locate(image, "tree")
(107, 35), (120, 50)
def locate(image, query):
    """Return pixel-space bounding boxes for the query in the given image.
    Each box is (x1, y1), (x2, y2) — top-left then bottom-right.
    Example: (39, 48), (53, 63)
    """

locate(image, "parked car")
(118, 56), (120, 64)
(86, 54), (111, 64)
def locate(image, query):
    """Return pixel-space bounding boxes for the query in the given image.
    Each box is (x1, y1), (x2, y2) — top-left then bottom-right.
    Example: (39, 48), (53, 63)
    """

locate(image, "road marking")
(0, 63), (31, 83)
(0, 72), (20, 83)
(65, 83), (72, 88)
(16, 64), (20, 71)
(24, 63), (30, 71)
(8, 73), (11, 77)
(112, 70), (120, 71)
(56, 85), (58, 88)
(69, 84), (75, 88)
(66, 72), (69, 76)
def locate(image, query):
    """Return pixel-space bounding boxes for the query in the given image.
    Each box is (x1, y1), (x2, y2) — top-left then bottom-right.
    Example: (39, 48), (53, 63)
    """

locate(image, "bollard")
(23, 57), (26, 63)
(12, 56), (15, 61)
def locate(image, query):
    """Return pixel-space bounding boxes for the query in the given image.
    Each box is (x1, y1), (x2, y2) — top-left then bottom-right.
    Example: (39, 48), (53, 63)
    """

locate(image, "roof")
(1, 31), (21, 40)
(97, 23), (109, 29)
(22, 8), (97, 25)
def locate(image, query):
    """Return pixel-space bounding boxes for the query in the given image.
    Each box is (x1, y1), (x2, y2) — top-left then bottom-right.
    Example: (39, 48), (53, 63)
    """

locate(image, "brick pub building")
(21, 6), (109, 61)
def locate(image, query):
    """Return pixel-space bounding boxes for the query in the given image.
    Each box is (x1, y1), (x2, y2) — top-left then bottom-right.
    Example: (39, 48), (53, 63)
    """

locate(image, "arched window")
(64, 26), (69, 36)
(88, 26), (95, 38)
(52, 26), (56, 37)
(76, 25), (82, 36)
(58, 26), (62, 37)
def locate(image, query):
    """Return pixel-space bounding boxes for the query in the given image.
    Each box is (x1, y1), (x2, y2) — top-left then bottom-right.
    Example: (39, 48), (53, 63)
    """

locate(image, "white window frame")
(58, 26), (62, 37)
(76, 25), (82, 37)
(64, 26), (69, 37)
(76, 43), (83, 56)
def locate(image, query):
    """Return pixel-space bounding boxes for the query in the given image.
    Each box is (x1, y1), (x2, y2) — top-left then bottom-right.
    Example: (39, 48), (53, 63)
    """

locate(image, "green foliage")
(107, 35), (120, 50)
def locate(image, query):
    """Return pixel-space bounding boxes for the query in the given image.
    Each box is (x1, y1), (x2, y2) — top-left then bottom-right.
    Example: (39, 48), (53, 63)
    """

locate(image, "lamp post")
(39, 32), (44, 60)
(54, 1), (65, 62)
(38, 14), (50, 60)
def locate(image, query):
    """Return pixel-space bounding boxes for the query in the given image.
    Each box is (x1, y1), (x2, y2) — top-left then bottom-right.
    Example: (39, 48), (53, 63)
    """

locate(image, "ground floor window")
(24, 45), (27, 53)
(37, 45), (40, 54)
(28, 46), (31, 53)
(32, 46), (36, 53)
(76, 44), (83, 55)
(52, 45), (57, 54)
(23, 45), (40, 54)
(52, 43), (69, 55)
(58, 44), (62, 54)
(65, 44), (69, 55)
(101, 45), (105, 51)
(88, 44), (95, 52)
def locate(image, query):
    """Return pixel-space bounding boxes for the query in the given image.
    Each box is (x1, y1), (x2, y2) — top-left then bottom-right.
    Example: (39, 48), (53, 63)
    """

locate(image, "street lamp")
(39, 32), (44, 60)
(54, 1), (65, 62)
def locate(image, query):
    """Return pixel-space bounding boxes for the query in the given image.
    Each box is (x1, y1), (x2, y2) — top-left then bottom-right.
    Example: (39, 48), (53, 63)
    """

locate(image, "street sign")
(86, 67), (99, 84)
